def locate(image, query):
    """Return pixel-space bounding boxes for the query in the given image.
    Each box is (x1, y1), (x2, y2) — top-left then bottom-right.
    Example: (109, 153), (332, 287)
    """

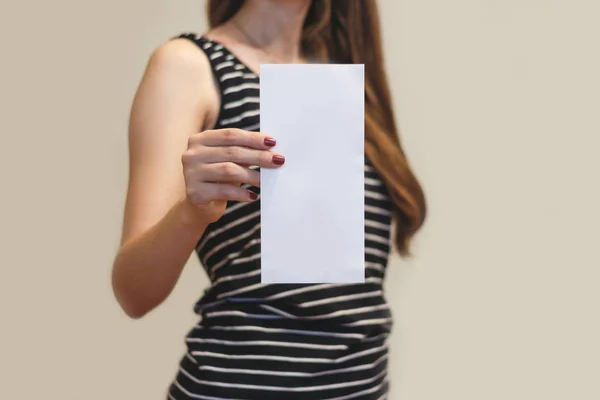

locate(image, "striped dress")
(168, 33), (394, 400)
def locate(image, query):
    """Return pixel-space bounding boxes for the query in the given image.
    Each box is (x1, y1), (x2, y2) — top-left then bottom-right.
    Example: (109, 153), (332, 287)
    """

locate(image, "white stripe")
(191, 343), (387, 364)
(361, 333), (389, 344)
(298, 290), (383, 308)
(231, 252), (261, 265)
(234, 64), (245, 70)
(195, 298), (228, 311)
(225, 54), (234, 60)
(366, 189), (388, 201)
(224, 96), (259, 110)
(301, 303), (390, 320)
(215, 60), (234, 71)
(240, 122), (260, 131)
(366, 247), (389, 259)
(202, 222), (260, 265)
(204, 310), (272, 321)
(220, 71), (243, 81)
(206, 304), (389, 321)
(179, 364), (387, 393)
(216, 281), (264, 298)
(365, 204), (392, 217)
(201, 41), (212, 49)
(196, 353), (387, 378)
(260, 304), (297, 318)
(265, 283), (337, 300)
(223, 200), (251, 216)
(212, 269), (259, 286)
(364, 164), (375, 173)
(223, 82), (260, 95)
(209, 51), (223, 60)
(365, 177), (382, 186)
(210, 238), (261, 276)
(220, 109), (260, 125)
(365, 232), (391, 245)
(366, 262), (385, 273)
(200, 324), (365, 339)
(365, 220), (391, 231)
(343, 318), (392, 327)
(263, 277), (382, 302)
(191, 350), (329, 363)
(370, 277), (383, 284)
(186, 337), (346, 350)
(322, 377), (389, 400)
(214, 44), (223, 50)
(197, 210), (260, 253)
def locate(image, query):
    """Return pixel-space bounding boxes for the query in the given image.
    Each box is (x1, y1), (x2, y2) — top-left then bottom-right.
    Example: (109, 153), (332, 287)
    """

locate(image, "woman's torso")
(168, 33), (393, 400)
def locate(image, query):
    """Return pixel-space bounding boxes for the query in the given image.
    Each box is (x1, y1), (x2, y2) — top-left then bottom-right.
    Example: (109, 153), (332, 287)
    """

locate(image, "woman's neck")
(230, 0), (311, 63)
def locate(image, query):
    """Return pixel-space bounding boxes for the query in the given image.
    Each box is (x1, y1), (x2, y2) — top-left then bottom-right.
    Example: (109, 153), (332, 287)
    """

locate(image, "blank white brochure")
(260, 64), (365, 284)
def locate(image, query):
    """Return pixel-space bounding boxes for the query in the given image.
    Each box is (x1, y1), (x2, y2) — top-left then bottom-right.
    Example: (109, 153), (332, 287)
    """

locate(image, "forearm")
(112, 198), (209, 318)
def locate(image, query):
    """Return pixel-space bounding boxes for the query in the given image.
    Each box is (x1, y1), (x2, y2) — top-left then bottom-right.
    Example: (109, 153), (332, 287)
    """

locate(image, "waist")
(195, 285), (392, 337)
(187, 302), (391, 364)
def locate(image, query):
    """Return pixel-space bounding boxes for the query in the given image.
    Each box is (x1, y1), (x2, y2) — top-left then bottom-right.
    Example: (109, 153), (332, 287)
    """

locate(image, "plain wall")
(1, 0), (599, 398)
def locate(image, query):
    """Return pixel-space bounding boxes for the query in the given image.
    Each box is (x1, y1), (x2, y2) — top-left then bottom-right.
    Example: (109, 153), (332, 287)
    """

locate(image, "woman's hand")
(181, 128), (285, 224)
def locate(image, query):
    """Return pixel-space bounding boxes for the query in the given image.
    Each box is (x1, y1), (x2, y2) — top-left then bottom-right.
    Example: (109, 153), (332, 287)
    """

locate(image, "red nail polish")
(272, 155), (285, 166)
(264, 137), (276, 147)
(248, 191), (258, 200)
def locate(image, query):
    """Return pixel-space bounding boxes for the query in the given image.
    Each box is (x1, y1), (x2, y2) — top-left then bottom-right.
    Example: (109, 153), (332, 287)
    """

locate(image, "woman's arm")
(112, 38), (284, 319)
(111, 39), (217, 319)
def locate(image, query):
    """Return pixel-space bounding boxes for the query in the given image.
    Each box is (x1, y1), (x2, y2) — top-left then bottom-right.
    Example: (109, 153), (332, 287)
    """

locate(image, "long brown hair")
(208, 0), (426, 256)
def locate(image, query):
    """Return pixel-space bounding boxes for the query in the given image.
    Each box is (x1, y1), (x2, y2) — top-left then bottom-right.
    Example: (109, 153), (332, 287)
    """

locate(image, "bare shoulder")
(147, 37), (210, 76)
(133, 36), (219, 131)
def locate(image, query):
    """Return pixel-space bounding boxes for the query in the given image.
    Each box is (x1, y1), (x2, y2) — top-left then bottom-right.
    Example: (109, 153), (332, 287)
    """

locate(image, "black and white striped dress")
(168, 34), (394, 400)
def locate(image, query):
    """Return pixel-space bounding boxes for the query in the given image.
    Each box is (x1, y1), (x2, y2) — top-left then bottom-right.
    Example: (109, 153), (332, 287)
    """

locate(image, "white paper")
(260, 64), (365, 284)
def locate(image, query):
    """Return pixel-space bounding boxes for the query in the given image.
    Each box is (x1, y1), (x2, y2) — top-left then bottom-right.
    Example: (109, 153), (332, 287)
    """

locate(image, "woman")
(112, 0), (426, 398)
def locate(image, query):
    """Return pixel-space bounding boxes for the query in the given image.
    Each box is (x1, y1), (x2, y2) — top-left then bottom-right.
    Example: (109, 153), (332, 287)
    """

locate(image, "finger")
(199, 183), (258, 203)
(197, 162), (261, 187)
(197, 146), (285, 168)
(196, 128), (277, 150)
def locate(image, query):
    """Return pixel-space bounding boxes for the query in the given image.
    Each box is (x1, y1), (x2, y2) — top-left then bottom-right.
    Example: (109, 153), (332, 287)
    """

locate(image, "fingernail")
(264, 137), (276, 147)
(272, 155), (285, 166)
(248, 191), (258, 200)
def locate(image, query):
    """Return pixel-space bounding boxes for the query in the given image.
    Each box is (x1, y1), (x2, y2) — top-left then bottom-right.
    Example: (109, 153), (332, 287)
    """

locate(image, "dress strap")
(175, 33), (260, 130)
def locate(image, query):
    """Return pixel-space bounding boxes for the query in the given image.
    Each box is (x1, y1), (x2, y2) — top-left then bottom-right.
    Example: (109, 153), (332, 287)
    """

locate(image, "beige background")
(1, 0), (599, 398)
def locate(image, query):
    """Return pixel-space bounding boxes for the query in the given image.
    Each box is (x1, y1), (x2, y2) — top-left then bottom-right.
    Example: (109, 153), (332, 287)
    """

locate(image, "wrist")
(175, 196), (210, 231)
